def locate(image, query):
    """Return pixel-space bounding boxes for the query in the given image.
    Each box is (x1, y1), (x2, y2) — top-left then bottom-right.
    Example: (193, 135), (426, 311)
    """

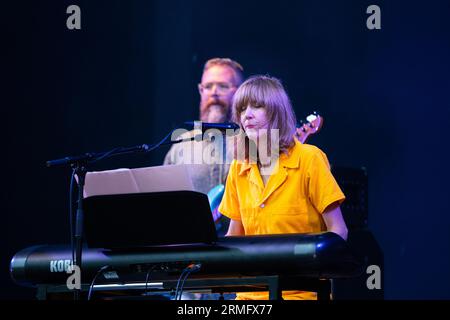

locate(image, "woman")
(218, 75), (348, 300)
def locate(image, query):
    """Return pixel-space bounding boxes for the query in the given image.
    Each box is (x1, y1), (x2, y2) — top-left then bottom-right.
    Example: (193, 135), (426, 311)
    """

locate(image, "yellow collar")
(238, 139), (301, 176)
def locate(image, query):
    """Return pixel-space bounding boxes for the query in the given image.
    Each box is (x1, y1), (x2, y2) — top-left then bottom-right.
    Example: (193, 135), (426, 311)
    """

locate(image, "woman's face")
(240, 104), (270, 142)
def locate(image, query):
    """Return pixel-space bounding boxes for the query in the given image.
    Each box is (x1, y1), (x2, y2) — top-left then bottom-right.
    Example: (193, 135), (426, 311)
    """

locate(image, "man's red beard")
(199, 99), (231, 123)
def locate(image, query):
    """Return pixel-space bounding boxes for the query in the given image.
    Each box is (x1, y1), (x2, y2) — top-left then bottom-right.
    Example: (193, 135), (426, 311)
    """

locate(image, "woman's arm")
(322, 202), (348, 240)
(226, 219), (245, 236)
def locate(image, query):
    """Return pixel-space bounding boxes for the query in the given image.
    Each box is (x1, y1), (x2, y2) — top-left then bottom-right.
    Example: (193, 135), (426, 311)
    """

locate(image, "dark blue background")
(3, 0), (450, 299)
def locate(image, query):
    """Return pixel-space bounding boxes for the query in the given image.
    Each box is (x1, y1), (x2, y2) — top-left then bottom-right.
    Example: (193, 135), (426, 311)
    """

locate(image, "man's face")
(199, 65), (238, 123)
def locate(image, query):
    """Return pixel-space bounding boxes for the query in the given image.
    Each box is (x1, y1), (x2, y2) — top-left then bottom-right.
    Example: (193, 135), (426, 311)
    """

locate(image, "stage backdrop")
(3, 0), (450, 299)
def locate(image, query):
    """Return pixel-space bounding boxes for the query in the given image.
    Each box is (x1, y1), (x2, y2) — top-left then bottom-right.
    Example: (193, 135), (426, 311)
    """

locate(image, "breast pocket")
(239, 207), (258, 233)
(272, 197), (308, 216)
(269, 201), (310, 233)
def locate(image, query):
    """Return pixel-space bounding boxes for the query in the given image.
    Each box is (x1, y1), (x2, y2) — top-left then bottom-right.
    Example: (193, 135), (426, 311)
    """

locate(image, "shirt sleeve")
(163, 129), (194, 165)
(218, 160), (242, 221)
(306, 148), (346, 214)
(163, 145), (176, 165)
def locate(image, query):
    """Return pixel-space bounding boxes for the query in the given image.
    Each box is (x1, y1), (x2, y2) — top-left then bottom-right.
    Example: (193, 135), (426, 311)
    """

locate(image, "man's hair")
(203, 58), (244, 85)
(232, 75), (297, 156)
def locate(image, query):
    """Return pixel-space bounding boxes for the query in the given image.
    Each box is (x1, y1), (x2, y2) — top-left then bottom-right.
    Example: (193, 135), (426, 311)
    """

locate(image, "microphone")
(184, 121), (240, 131)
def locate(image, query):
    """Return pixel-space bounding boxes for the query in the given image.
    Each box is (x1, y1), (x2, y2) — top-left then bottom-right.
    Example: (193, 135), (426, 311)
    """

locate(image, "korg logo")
(50, 259), (73, 273)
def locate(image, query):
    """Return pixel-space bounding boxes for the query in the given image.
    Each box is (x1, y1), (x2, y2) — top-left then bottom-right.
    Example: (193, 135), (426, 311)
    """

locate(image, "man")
(197, 58), (244, 124)
(163, 58), (244, 234)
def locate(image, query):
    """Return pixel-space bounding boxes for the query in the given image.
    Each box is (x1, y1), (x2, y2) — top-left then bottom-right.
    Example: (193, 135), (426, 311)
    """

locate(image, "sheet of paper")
(83, 164), (195, 198)
(132, 164), (195, 193)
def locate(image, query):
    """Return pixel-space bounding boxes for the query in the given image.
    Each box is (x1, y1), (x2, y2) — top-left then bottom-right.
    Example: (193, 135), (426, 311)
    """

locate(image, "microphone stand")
(46, 135), (199, 300)
(72, 162), (86, 301)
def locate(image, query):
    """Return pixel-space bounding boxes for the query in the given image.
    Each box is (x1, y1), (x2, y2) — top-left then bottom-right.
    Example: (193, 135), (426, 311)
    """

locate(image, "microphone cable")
(144, 265), (158, 297)
(176, 263), (202, 300)
(146, 128), (178, 153)
(174, 267), (190, 300)
(87, 265), (111, 301)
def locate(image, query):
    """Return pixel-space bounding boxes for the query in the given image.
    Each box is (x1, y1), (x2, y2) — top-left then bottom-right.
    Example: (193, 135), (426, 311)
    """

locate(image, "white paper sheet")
(83, 164), (195, 198)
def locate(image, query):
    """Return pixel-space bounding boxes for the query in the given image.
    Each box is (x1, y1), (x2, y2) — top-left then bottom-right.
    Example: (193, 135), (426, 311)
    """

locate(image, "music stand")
(82, 165), (218, 249)
(84, 190), (217, 248)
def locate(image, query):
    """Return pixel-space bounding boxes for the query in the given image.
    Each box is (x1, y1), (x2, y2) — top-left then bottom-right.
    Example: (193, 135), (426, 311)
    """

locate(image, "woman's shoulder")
(295, 140), (326, 158)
